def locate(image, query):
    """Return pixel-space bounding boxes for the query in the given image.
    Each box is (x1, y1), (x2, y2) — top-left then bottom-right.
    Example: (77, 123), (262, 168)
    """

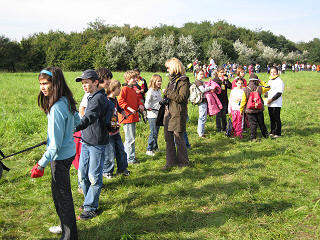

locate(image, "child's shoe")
(49, 225), (62, 234)
(146, 150), (155, 156)
(103, 172), (113, 179)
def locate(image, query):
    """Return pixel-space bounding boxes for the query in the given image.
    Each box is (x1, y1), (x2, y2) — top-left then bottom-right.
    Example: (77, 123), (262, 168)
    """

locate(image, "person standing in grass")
(213, 66), (232, 132)
(103, 79), (130, 179)
(267, 67), (285, 138)
(228, 78), (244, 138)
(231, 66), (247, 89)
(162, 57), (190, 169)
(74, 69), (112, 220)
(31, 67), (79, 239)
(240, 73), (270, 141)
(118, 70), (145, 164)
(195, 69), (211, 138)
(144, 74), (163, 156)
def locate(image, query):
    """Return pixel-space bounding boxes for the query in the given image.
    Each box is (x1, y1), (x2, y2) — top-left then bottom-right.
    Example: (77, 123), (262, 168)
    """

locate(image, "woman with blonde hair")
(162, 57), (190, 169)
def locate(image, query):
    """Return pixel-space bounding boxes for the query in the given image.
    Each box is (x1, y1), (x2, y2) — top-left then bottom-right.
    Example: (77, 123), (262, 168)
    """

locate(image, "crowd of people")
(30, 56), (287, 239)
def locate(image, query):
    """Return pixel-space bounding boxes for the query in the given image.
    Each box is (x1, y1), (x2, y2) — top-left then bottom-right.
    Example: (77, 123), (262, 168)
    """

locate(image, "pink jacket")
(204, 80), (223, 116)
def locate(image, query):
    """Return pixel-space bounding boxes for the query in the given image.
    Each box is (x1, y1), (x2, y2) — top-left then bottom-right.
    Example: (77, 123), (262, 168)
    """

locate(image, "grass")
(0, 71), (320, 240)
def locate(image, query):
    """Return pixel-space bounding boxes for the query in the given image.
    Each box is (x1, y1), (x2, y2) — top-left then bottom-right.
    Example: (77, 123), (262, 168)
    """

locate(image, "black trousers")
(247, 112), (268, 140)
(268, 107), (282, 136)
(51, 156), (78, 240)
(216, 104), (227, 131)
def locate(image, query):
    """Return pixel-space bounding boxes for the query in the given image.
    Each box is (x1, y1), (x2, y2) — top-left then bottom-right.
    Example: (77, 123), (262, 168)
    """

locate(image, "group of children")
(30, 63), (284, 239)
(195, 65), (284, 141)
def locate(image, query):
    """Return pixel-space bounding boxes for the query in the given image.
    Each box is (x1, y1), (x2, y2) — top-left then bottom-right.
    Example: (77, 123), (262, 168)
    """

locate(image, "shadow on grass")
(75, 199), (292, 240)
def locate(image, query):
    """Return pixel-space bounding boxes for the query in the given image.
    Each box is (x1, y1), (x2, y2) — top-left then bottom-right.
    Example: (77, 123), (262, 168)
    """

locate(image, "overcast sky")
(1, 0), (319, 43)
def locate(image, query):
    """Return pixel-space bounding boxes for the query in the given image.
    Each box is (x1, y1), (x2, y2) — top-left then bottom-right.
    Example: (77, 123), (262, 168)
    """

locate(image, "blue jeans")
(123, 123), (136, 163)
(147, 118), (160, 151)
(197, 102), (207, 136)
(78, 143), (105, 212)
(103, 133), (128, 174)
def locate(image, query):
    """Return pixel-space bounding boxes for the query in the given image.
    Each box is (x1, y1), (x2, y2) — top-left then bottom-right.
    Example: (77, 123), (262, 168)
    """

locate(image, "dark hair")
(96, 67), (113, 83)
(38, 67), (77, 114)
(217, 66), (225, 72)
(236, 66), (244, 76)
(133, 68), (140, 74)
(270, 66), (278, 74)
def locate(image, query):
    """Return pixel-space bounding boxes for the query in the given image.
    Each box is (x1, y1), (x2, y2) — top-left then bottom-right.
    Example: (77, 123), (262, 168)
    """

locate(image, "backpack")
(189, 83), (203, 105)
(247, 87), (263, 110)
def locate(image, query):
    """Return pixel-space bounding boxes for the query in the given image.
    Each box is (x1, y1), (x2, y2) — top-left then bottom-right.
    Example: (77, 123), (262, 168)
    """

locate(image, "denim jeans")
(78, 143), (105, 212)
(123, 123), (136, 163)
(197, 102), (207, 137)
(147, 118), (160, 151)
(103, 133), (128, 174)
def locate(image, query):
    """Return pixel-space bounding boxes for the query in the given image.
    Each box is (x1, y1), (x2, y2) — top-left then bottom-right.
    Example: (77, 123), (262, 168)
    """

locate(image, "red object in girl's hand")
(31, 163), (44, 178)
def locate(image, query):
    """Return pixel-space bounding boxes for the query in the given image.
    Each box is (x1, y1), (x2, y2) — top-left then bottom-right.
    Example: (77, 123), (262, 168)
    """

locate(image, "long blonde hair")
(148, 74), (162, 89)
(165, 57), (185, 75)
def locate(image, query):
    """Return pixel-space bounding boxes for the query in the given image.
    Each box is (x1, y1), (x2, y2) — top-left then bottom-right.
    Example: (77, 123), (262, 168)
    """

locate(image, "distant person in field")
(144, 74), (163, 156)
(118, 70), (145, 164)
(213, 66), (232, 132)
(267, 67), (284, 138)
(240, 73), (270, 141)
(162, 57), (190, 169)
(31, 67), (79, 238)
(103, 79), (130, 179)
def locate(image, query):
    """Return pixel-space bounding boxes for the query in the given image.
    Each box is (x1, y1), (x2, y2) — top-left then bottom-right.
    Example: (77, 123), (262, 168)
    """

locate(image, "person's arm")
(267, 92), (282, 104)
(224, 79), (232, 89)
(166, 81), (190, 104)
(228, 91), (233, 114)
(239, 92), (247, 115)
(118, 87), (134, 113)
(75, 96), (100, 132)
(144, 90), (152, 110)
(38, 105), (66, 168)
(79, 106), (86, 117)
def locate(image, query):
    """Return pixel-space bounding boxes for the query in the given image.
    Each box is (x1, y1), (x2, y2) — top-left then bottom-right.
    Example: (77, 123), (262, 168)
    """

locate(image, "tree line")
(1, 20), (319, 72)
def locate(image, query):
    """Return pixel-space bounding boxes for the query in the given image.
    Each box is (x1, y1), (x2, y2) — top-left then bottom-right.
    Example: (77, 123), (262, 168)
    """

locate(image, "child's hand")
(136, 90), (140, 94)
(138, 105), (144, 112)
(267, 99), (272, 104)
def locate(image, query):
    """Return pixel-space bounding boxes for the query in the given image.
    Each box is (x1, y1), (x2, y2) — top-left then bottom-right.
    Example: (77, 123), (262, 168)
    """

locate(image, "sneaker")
(269, 133), (274, 137)
(128, 160), (139, 164)
(49, 225), (62, 234)
(146, 150), (155, 156)
(272, 135), (280, 138)
(79, 210), (97, 220)
(103, 172), (113, 179)
(123, 169), (130, 176)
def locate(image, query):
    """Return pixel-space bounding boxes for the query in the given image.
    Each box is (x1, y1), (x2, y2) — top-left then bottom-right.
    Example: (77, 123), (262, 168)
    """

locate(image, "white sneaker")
(49, 225), (62, 234)
(146, 150), (155, 156)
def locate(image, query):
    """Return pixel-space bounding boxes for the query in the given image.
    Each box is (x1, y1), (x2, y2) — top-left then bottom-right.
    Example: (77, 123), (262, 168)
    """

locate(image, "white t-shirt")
(79, 93), (89, 108)
(267, 77), (284, 107)
(228, 88), (243, 113)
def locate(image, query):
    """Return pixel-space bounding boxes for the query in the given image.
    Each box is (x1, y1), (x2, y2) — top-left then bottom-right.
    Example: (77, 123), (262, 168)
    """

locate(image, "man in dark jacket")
(75, 69), (111, 220)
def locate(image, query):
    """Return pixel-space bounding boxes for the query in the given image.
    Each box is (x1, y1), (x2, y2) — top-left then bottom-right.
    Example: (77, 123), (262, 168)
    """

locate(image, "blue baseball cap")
(75, 69), (99, 82)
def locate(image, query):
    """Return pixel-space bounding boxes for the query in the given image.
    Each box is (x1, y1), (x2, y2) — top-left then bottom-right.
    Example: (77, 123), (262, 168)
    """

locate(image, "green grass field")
(0, 71), (320, 240)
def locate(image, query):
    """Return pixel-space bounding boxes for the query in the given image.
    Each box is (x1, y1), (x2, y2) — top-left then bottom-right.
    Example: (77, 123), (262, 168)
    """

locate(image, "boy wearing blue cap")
(74, 69), (111, 220)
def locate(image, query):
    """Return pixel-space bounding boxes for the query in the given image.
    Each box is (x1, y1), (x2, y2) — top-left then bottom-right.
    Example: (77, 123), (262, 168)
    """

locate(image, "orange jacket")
(118, 86), (143, 124)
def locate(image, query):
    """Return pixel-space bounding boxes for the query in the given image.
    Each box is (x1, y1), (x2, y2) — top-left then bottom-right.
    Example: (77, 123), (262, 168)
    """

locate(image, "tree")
(0, 36), (21, 72)
(132, 36), (160, 71)
(233, 39), (256, 65)
(94, 36), (131, 70)
(207, 39), (227, 65)
(158, 35), (176, 70)
(176, 35), (198, 66)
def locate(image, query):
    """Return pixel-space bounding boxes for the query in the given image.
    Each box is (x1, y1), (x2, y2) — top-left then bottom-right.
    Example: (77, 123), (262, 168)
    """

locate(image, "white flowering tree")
(176, 35), (198, 66)
(233, 39), (256, 65)
(133, 36), (160, 71)
(207, 39), (228, 65)
(94, 36), (131, 70)
(158, 34), (176, 69)
(256, 41), (284, 64)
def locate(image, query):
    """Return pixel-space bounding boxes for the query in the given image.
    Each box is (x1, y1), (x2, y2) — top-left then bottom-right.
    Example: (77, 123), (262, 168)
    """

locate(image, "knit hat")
(249, 73), (259, 81)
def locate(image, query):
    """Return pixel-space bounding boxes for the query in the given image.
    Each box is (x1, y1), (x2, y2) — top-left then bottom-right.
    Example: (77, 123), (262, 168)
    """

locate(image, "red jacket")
(118, 86), (143, 124)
